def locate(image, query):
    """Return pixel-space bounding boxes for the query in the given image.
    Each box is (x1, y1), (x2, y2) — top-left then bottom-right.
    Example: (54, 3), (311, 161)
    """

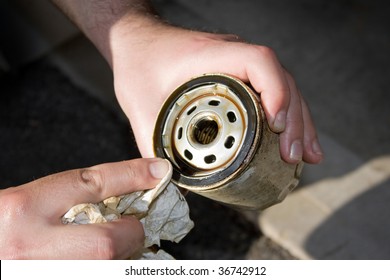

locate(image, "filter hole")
(187, 106), (197, 115)
(227, 111), (237, 123)
(204, 154), (216, 164)
(208, 100), (220, 106)
(193, 118), (218, 145)
(177, 127), (183, 140)
(224, 136), (235, 149)
(184, 150), (193, 160)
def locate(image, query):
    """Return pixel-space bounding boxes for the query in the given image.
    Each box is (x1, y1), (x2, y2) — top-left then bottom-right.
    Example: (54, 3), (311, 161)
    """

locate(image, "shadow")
(305, 178), (390, 259)
(161, 192), (260, 259)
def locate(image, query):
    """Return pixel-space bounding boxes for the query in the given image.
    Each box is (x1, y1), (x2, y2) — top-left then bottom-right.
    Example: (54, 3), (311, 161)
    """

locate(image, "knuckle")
(288, 113), (304, 125)
(0, 189), (31, 221)
(75, 168), (105, 197)
(278, 84), (291, 97)
(0, 190), (30, 259)
(254, 45), (277, 59)
(124, 164), (138, 182)
(124, 162), (147, 190)
(2, 239), (27, 259)
(94, 228), (117, 260)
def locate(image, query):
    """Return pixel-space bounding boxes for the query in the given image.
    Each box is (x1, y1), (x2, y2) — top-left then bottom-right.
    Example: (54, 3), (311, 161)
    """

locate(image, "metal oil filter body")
(153, 74), (303, 210)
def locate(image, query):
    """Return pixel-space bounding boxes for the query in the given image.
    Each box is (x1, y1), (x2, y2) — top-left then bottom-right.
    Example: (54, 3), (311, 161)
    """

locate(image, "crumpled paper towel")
(62, 162), (194, 259)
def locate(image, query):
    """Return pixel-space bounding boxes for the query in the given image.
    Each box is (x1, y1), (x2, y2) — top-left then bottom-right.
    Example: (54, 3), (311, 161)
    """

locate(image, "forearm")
(51, 0), (160, 67)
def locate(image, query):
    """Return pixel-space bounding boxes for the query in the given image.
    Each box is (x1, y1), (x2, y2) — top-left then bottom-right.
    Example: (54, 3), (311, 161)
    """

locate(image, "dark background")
(1, 0), (389, 259)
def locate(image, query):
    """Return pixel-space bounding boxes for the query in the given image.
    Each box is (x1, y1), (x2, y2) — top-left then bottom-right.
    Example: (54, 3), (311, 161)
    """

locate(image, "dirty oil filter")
(153, 74), (303, 210)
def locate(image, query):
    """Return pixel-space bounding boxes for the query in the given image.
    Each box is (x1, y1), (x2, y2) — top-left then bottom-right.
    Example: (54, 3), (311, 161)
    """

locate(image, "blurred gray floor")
(151, 0), (390, 259)
(1, 0), (390, 259)
(152, 0), (390, 160)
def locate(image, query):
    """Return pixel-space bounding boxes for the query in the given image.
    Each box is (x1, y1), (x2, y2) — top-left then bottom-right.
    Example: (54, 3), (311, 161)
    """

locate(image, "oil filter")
(153, 74), (303, 210)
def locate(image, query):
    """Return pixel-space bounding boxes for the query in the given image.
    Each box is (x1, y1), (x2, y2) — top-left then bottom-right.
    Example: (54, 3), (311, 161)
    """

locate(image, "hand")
(0, 158), (170, 259)
(51, 0), (323, 164)
(111, 24), (324, 164)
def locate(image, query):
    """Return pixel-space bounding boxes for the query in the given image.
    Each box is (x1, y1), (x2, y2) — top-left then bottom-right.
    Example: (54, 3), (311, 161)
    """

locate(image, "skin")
(0, 158), (170, 259)
(52, 0), (323, 164)
(0, 0), (324, 259)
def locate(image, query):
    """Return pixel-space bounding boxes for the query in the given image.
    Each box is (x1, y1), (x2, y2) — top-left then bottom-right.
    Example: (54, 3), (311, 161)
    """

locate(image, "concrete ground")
(1, 0), (390, 259)
(153, 0), (390, 260)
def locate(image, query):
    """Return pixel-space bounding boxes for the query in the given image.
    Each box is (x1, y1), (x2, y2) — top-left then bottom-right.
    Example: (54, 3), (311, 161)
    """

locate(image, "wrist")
(108, 14), (167, 68)
(52, 0), (160, 67)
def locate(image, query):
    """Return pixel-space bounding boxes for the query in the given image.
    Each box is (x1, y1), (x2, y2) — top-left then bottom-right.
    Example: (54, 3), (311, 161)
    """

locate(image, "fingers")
(278, 73), (323, 164)
(24, 158), (172, 217)
(237, 44), (323, 164)
(300, 97), (324, 163)
(279, 73), (304, 163)
(11, 158), (172, 259)
(38, 215), (144, 259)
(245, 45), (290, 133)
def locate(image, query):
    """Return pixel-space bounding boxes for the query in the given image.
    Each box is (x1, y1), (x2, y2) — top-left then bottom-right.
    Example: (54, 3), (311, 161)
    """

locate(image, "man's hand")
(52, 0), (323, 164)
(111, 27), (324, 164)
(0, 158), (170, 259)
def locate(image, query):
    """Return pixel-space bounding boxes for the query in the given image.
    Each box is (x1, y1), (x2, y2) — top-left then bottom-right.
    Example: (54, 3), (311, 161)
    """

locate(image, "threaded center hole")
(193, 118), (218, 145)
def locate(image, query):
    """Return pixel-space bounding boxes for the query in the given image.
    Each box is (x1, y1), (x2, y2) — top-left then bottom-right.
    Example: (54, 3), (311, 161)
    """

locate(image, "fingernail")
(312, 139), (324, 156)
(290, 140), (303, 161)
(149, 159), (170, 179)
(273, 111), (286, 132)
